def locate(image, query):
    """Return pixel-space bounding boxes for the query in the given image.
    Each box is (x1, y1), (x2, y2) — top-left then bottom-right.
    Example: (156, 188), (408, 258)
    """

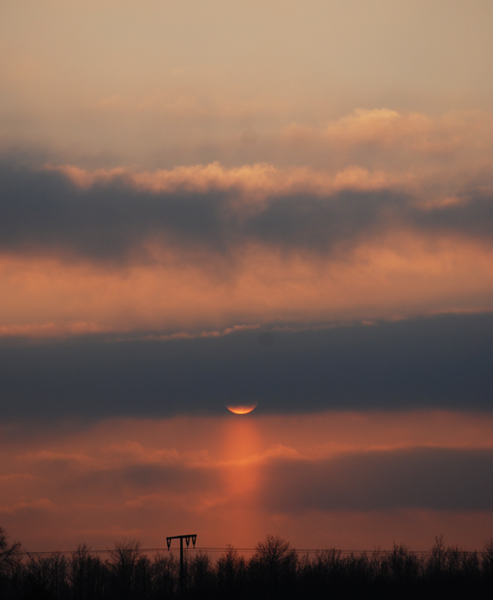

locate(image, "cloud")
(322, 109), (490, 156)
(1, 157), (493, 266)
(282, 109), (493, 171)
(260, 447), (493, 512)
(5, 444), (220, 510)
(59, 463), (219, 500)
(1, 312), (492, 419)
(0, 160), (234, 262)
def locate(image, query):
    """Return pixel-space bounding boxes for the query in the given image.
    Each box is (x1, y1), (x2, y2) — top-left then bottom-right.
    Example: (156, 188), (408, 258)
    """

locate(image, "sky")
(1, 0), (493, 553)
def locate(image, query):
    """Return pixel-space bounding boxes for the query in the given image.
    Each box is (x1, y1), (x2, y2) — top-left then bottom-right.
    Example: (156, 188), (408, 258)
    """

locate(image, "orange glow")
(2, 411), (493, 550)
(226, 404), (257, 415)
(1, 235), (493, 339)
(219, 417), (262, 544)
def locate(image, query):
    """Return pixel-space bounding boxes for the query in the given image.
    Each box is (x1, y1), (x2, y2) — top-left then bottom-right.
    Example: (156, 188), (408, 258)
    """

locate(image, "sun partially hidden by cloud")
(226, 404), (258, 415)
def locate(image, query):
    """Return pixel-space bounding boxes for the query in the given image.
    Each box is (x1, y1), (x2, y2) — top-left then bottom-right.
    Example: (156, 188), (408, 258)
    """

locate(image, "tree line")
(1, 527), (493, 599)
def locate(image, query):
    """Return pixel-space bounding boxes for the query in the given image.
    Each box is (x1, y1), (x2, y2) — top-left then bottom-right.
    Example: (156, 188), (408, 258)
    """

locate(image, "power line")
(19, 546), (487, 557)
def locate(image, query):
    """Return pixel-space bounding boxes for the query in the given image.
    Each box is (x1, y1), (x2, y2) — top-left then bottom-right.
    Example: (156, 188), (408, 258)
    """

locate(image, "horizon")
(6, 528), (493, 557)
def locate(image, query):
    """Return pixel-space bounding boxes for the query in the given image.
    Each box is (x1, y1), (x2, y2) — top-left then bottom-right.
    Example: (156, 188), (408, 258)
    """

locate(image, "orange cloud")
(1, 114), (493, 377)
(50, 161), (411, 198)
(37, 108), (492, 195)
(1, 231), (492, 339)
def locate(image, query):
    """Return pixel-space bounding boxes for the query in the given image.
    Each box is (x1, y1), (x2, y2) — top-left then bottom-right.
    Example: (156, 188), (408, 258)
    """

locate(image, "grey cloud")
(0, 502), (59, 526)
(70, 463), (218, 497)
(1, 160), (493, 263)
(27, 457), (219, 499)
(119, 463), (217, 493)
(411, 192), (493, 240)
(260, 447), (493, 512)
(0, 161), (233, 262)
(0, 312), (492, 420)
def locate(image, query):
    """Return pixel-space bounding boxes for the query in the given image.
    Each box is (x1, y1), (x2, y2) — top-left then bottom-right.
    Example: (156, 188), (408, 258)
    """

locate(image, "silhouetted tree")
(3, 526), (493, 600)
(108, 540), (150, 600)
(69, 544), (108, 600)
(249, 535), (298, 599)
(151, 552), (177, 599)
(216, 546), (247, 599)
(0, 527), (22, 600)
(482, 539), (493, 580)
(0, 527), (21, 575)
(188, 553), (214, 598)
(22, 553), (69, 600)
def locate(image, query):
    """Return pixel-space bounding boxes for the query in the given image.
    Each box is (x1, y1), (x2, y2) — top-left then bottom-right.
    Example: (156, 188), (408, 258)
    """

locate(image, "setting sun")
(226, 403), (258, 415)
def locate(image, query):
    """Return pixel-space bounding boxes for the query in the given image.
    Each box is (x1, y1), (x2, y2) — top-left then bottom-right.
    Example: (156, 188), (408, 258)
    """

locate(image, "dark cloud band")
(1, 161), (493, 263)
(1, 312), (492, 420)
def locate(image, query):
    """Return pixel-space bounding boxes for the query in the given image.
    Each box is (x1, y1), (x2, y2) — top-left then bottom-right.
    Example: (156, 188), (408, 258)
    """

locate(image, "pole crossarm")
(166, 534), (197, 551)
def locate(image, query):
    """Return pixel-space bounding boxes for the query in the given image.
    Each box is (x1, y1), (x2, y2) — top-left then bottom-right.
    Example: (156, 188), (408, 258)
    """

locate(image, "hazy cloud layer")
(1, 312), (492, 420)
(1, 160), (493, 264)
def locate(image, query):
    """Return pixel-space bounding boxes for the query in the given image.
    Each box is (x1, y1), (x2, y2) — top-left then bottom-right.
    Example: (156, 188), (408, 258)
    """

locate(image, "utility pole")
(166, 534), (197, 594)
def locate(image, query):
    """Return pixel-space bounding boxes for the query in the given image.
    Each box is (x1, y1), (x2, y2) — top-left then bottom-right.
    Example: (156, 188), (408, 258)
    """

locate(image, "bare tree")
(0, 526), (21, 576)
